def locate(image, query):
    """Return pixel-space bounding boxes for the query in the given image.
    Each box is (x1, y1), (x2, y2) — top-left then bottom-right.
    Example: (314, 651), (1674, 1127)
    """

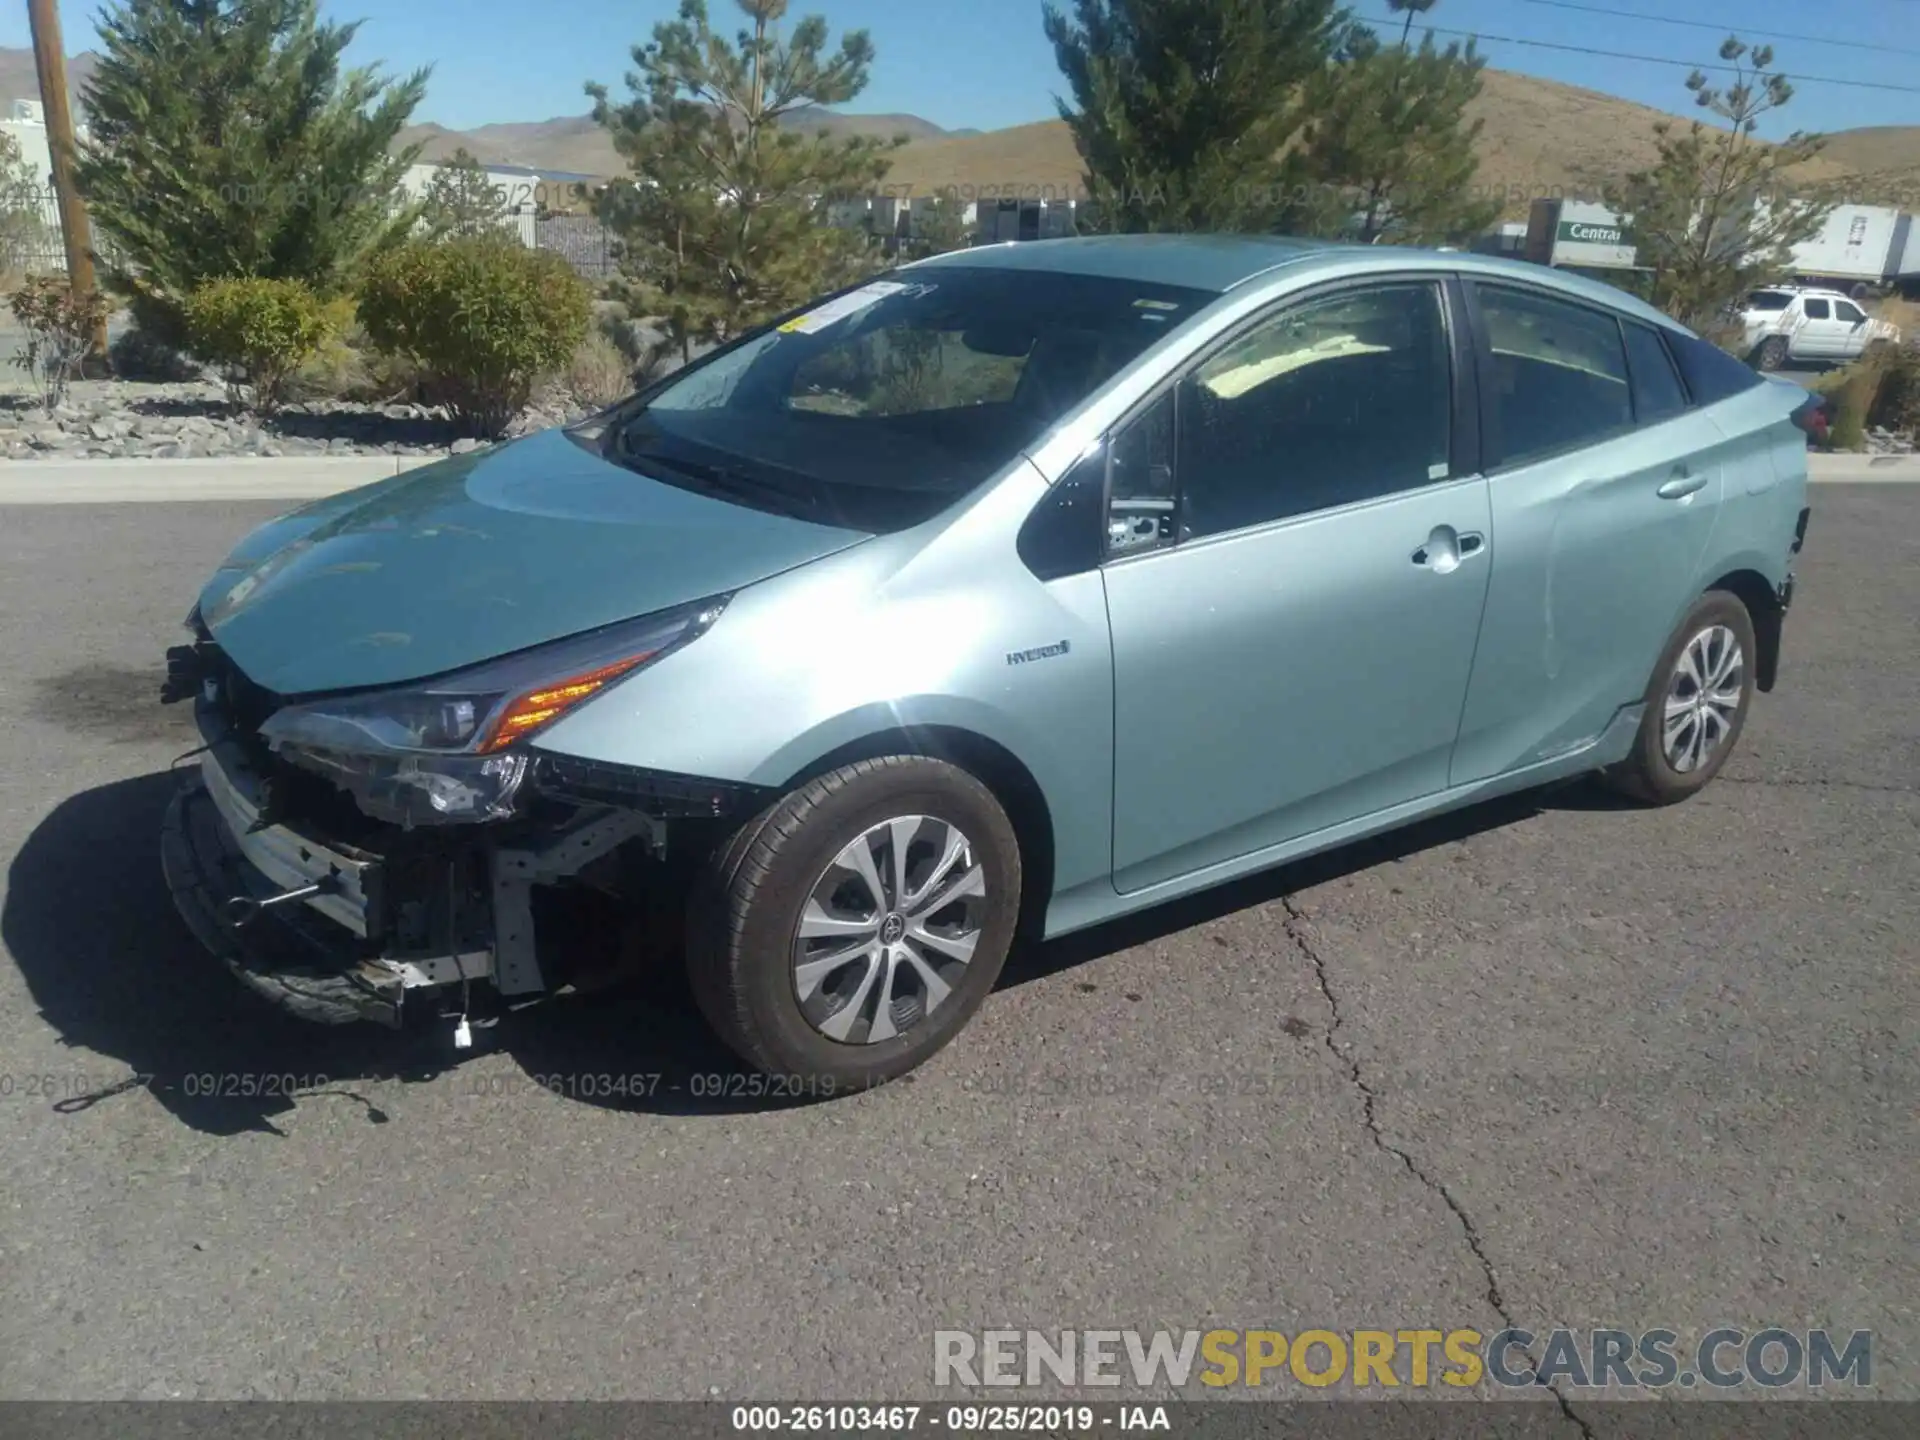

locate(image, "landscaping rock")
(0, 375), (596, 463)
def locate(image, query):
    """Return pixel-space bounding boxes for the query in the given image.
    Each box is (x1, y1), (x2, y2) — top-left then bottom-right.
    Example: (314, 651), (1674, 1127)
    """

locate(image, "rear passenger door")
(1449, 282), (1725, 786)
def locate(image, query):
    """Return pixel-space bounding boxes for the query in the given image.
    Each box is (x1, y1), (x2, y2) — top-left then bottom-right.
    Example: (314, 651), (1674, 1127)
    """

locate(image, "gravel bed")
(0, 378), (592, 461)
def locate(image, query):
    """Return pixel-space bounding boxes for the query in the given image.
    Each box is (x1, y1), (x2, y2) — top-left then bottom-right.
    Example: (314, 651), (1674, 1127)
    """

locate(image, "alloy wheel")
(1662, 624), (1745, 773)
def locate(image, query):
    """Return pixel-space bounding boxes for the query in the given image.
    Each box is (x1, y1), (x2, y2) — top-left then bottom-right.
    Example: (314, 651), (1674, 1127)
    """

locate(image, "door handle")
(1657, 469), (1707, 500)
(1411, 526), (1484, 575)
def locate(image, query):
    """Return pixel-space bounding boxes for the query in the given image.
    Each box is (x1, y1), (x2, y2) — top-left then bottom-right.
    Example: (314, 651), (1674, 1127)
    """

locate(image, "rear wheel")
(1604, 591), (1757, 806)
(1754, 335), (1789, 371)
(687, 756), (1021, 1091)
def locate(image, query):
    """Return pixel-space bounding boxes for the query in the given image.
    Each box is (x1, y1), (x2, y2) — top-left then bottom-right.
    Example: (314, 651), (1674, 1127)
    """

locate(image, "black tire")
(1754, 335), (1789, 372)
(1604, 591), (1757, 806)
(686, 756), (1022, 1091)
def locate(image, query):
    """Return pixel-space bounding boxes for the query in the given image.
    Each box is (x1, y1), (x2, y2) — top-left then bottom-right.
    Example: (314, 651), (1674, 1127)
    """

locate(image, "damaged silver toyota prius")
(162, 236), (1810, 1089)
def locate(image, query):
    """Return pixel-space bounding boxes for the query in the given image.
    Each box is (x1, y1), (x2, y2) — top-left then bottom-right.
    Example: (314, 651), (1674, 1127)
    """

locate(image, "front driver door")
(1831, 298), (1871, 360)
(1102, 278), (1492, 894)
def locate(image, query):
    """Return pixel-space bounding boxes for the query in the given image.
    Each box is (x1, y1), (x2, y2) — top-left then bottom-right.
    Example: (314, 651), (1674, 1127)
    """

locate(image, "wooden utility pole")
(26, 0), (109, 362)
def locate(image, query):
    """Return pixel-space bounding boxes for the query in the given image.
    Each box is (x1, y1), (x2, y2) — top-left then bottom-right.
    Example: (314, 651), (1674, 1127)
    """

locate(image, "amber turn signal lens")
(475, 653), (655, 753)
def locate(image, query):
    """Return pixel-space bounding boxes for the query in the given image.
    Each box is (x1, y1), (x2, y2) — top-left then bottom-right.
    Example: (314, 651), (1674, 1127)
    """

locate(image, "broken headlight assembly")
(256, 597), (729, 827)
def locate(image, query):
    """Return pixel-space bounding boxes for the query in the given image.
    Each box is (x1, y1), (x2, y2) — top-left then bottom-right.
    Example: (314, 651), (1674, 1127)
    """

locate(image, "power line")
(1371, 20), (1920, 94)
(1501, 0), (1920, 60)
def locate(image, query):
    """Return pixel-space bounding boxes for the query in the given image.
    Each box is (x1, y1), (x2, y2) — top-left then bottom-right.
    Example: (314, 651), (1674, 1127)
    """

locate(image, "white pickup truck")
(1741, 286), (1902, 370)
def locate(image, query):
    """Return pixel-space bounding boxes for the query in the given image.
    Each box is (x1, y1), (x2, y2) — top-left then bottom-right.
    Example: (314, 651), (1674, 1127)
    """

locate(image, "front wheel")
(686, 756), (1022, 1091)
(1754, 335), (1790, 371)
(1604, 592), (1757, 806)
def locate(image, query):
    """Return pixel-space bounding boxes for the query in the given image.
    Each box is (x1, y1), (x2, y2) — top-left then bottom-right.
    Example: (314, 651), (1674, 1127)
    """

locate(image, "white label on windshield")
(778, 281), (914, 335)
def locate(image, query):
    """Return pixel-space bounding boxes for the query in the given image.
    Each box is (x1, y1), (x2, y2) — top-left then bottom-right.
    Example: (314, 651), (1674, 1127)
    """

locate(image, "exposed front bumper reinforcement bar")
(162, 776), (406, 1027)
(162, 713), (666, 1028)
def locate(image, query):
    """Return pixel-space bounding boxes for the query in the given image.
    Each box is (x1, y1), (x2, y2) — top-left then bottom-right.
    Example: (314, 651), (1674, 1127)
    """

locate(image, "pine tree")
(1043, 0), (1343, 234)
(75, 0), (429, 339)
(905, 192), (973, 259)
(587, 0), (901, 358)
(424, 149), (512, 238)
(1603, 39), (1832, 334)
(1284, 3), (1499, 245)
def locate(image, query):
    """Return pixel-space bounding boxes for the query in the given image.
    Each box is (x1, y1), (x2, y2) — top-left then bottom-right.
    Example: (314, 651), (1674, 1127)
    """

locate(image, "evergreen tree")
(424, 148), (512, 238)
(904, 192), (973, 258)
(75, 0), (428, 338)
(1043, 0), (1343, 234)
(1285, 3), (1498, 246)
(587, 0), (901, 357)
(1604, 39), (1832, 334)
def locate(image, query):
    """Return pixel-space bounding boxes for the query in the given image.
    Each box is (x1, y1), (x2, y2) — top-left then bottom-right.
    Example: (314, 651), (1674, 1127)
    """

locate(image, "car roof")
(905, 234), (1690, 334)
(904, 234), (1347, 293)
(1751, 284), (1851, 300)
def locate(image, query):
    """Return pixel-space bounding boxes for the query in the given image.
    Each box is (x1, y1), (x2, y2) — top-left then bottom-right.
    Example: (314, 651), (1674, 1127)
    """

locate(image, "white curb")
(0, 454), (444, 505)
(1807, 453), (1920, 484)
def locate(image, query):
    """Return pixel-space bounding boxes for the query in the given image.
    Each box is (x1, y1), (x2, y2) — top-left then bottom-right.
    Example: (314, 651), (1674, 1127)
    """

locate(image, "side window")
(1476, 284), (1632, 468)
(1105, 389), (1176, 556)
(1835, 300), (1866, 325)
(1173, 283), (1452, 541)
(1019, 441), (1109, 581)
(1622, 323), (1689, 426)
(1667, 330), (1763, 405)
(1801, 298), (1831, 321)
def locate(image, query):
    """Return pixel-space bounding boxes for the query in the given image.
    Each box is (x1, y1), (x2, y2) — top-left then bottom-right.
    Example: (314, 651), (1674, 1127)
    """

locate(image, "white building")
(3, 98), (64, 188)
(399, 159), (599, 247)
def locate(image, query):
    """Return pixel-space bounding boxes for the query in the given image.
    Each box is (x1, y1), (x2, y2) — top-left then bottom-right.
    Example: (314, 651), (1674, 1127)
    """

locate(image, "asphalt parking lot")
(0, 486), (1914, 1413)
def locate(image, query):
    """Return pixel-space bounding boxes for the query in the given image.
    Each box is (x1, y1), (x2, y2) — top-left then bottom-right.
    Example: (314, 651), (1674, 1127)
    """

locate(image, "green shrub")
(1827, 352), (1890, 452)
(1872, 342), (1920, 441)
(9, 274), (107, 410)
(565, 331), (633, 410)
(181, 277), (334, 415)
(358, 237), (592, 437)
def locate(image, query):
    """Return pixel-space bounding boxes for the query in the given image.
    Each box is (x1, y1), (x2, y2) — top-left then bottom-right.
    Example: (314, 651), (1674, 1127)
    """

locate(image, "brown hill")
(0, 47), (99, 117)
(398, 108), (953, 176)
(875, 70), (1891, 214)
(1814, 126), (1920, 203)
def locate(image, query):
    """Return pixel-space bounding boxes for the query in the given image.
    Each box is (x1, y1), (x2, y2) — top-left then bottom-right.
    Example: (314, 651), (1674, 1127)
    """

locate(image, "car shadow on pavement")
(2, 770), (819, 1133)
(4, 769), (1616, 1133)
(1002, 783), (1595, 990)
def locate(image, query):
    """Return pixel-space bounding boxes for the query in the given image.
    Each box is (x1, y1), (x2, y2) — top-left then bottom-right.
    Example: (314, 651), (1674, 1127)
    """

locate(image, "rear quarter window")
(1666, 330), (1764, 407)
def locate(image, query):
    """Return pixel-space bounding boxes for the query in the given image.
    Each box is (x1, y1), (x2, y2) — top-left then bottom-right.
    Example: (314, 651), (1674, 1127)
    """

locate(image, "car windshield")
(602, 268), (1214, 532)
(1746, 291), (1793, 312)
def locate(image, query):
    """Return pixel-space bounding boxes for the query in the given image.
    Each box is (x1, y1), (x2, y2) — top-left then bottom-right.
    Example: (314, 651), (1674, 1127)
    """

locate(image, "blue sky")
(6, 0), (1915, 138)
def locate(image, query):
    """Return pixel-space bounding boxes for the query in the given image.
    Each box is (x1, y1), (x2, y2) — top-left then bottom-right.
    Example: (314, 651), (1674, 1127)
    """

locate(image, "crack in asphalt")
(1279, 894), (1598, 1440)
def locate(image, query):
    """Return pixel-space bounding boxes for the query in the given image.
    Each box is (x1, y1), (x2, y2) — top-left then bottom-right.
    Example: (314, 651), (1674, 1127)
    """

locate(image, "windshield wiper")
(621, 449), (831, 523)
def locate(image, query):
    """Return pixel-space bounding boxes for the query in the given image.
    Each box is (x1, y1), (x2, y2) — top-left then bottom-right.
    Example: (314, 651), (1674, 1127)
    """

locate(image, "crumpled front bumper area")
(162, 775), (406, 1027)
(160, 697), (673, 1029)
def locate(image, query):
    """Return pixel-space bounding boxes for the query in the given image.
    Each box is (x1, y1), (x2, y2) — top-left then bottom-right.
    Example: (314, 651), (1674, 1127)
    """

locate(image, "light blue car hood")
(197, 429), (871, 695)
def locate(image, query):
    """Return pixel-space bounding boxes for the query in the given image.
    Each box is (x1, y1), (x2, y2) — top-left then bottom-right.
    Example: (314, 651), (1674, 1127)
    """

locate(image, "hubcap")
(1663, 624), (1745, 773)
(790, 815), (986, 1045)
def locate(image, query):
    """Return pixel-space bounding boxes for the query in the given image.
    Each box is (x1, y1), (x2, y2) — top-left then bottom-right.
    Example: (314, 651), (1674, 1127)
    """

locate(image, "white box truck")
(1779, 204), (1904, 298)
